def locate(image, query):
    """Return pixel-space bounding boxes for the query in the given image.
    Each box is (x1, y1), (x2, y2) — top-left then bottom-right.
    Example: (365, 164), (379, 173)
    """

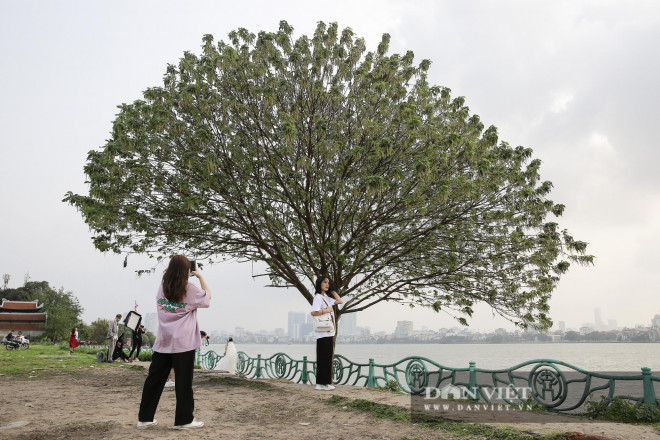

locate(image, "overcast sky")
(1, 1), (658, 335)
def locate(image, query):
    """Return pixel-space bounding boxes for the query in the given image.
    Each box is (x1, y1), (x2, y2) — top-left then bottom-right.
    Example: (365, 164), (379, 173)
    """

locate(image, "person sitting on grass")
(112, 339), (131, 362)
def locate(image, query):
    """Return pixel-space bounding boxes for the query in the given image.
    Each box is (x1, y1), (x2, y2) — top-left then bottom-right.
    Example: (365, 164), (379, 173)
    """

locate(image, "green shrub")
(138, 351), (153, 362)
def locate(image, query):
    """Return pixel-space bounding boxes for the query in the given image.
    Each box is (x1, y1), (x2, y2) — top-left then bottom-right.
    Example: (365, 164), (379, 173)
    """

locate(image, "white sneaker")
(315, 384), (326, 390)
(174, 418), (204, 430)
(325, 385), (335, 390)
(164, 380), (175, 388)
(137, 419), (157, 429)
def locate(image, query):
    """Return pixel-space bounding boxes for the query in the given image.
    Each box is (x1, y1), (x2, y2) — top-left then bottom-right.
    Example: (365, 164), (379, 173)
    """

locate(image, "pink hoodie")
(152, 281), (210, 353)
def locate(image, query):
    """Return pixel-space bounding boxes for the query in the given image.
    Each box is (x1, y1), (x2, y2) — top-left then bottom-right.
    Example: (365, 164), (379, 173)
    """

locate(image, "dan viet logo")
(422, 402), (535, 412)
(425, 384), (533, 401)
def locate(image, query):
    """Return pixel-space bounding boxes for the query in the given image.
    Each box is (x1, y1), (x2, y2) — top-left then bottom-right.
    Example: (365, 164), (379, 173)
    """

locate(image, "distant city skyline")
(138, 307), (660, 338)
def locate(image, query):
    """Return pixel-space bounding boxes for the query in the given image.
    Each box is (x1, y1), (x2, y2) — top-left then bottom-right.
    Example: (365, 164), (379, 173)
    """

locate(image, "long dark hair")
(163, 255), (190, 302)
(314, 275), (332, 294)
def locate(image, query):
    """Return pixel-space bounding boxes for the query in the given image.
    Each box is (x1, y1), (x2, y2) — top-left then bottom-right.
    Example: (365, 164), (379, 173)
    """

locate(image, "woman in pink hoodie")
(137, 255), (212, 430)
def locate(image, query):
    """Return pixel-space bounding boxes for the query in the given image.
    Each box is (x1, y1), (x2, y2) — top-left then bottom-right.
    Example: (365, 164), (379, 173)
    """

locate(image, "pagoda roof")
(0, 299), (44, 312)
(0, 313), (47, 322)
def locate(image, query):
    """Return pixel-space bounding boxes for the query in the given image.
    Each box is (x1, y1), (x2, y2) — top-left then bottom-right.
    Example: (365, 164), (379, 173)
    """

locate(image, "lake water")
(201, 342), (660, 371)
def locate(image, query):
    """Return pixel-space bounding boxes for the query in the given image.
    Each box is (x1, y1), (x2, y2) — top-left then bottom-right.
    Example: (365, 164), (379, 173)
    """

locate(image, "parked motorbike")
(2, 336), (21, 350)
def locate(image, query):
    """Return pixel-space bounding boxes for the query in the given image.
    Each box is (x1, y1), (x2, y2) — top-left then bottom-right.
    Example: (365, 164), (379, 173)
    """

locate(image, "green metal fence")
(196, 349), (660, 413)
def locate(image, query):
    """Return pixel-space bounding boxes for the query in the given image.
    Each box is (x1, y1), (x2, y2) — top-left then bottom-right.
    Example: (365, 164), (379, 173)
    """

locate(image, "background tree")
(87, 319), (110, 345)
(76, 321), (91, 343)
(142, 330), (156, 347)
(2, 281), (83, 342)
(65, 21), (592, 334)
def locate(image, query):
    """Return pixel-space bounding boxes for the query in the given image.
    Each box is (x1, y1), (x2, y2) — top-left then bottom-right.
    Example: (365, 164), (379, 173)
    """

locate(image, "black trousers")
(138, 350), (196, 425)
(316, 336), (333, 385)
(128, 340), (142, 359)
(112, 347), (130, 361)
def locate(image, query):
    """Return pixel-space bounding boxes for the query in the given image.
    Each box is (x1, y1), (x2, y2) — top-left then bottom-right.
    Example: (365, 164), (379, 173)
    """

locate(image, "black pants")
(112, 346), (130, 361)
(128, 340), (142, 359)
(138, 350), (196, 425)
(316, 336), (333, 385)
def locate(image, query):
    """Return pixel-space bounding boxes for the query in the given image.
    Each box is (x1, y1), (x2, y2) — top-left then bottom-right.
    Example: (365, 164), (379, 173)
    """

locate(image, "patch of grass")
(0, 343), (111, 376)
(57, 344), (104, 356)
(126, 364), (145, 371)
(209, 376), (275, 391)
(327, 395), (410, 422)
(586, 397), (660, 424)
(325, 395), (569, 440)
(376, 379), (403, 393)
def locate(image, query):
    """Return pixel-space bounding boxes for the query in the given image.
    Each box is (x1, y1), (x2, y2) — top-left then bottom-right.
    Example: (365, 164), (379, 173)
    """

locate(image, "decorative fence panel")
(195, 350), (660, 413)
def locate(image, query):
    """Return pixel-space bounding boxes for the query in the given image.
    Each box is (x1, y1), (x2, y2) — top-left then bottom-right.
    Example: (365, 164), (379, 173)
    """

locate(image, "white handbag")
(313, 297), (335, 332)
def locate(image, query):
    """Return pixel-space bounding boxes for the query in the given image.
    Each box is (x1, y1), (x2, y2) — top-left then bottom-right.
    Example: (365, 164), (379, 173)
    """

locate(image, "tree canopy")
(64, 21), (592, 330)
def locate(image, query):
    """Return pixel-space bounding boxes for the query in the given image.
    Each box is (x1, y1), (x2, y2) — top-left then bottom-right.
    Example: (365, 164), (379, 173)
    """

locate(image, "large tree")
(65, 21), (592, 331)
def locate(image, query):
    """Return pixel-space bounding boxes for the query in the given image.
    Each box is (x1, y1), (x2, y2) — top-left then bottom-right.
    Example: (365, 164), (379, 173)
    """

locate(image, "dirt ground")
(1, 362), (659, 440)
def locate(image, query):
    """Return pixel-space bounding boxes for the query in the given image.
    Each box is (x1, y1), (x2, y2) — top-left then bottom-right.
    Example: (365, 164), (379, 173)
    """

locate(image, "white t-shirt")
(311, 294), (337, 339)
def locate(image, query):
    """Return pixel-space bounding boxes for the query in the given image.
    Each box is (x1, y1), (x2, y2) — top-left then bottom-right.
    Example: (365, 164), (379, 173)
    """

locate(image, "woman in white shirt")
(310, 276), (343, 391)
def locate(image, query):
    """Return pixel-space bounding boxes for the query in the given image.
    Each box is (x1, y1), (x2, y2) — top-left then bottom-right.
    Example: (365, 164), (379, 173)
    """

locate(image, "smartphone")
(190, 260), (197, 272)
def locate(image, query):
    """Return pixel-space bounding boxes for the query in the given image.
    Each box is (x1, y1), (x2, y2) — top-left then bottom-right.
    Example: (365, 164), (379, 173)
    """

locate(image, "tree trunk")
(330, 312), (340, 382)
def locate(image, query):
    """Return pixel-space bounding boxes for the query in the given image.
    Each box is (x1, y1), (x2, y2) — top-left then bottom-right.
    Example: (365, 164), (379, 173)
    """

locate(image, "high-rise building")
(558, 321), (566, 332)
(652, 315), (660, 328)
(340, 312), (358, 336)
(234, 327), (245, 340)
(143, 312), (158, 335)
(288, 311), (306, 340)
(394, 321), (413, 338)
(594, 308), (603, 330)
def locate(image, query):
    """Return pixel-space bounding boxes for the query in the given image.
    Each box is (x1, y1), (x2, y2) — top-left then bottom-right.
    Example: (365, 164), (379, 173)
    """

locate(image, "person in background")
(137, 255), (211, 430)
(217, 337), (238, 374)
(310, 276), (343, 391)
(200, 330), (210, 346)
(69, 327), (79, 354)
(129, 324), (145, 360)
(107, 314), (121, 362)
(15, 331), (25, 343)
(113, 338), (131, 362)
(165, 369), (175, 388)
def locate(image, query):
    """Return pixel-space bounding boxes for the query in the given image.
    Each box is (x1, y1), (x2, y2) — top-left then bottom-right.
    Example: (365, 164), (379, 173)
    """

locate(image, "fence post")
(367, 358), (377, 388)
(642, 367), (657, 408)
(469, 361), (478, 401)
(195, 347), (200, 368)
(301, 356), (309, 384)
(256, 354), (263, 379)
